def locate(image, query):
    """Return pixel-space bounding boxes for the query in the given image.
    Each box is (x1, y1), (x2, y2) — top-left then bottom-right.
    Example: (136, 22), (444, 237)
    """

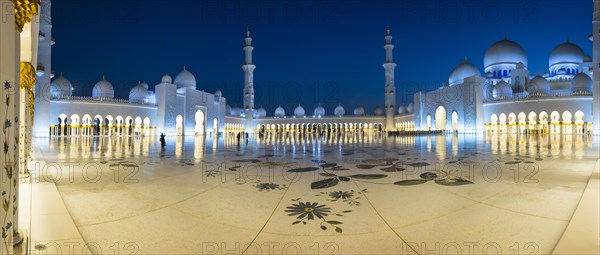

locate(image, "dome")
(449, 59), (480, 86)
(274, 106), (285, 117)
(406, 103), (414, 113)
(583, 55), (592, 62)
(374, 106), (383, 116)
(484, 38), (528, 69)
(314, 105), (325, 116)
(173, 67), (196, 89)
(256, 107), (267, 117)
(161, 74), (172, 84)
(492, 81), (513, 100)
(571, 73), (592, 93)
(226, 105), (232, 115)
(353, 106), (365, 116)
(294, 105), (305, 117)
(214, 90), (222, 97)
(92, 76), (114, 99)
(129, 82), (149, 102)
(549, 41), (584, 67)
(528, 75), (550, 96)
(231, 106), (241, 116)
(334, 105), (345, 116)
(51, 74), (72, 97)
(398, 105), (407, 114)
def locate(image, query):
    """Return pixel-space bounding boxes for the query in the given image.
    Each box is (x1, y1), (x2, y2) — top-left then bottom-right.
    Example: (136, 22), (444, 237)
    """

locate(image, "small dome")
(231, 106), (241, 116)
(274, 105), (285, 117)
(492, 81), (513, 100)
(374, 106), (383, 116)
(571, 73), (592, 93)
(161, 73), (172, 83)
(549, 41), (584, 67)
(214, 90), (222, 97)
(256, 107), (267, 117)
(484, 38), (528, 69)
(92, 76), (114, 99)
(174, 67), (196, 89)
(406, 103), (414, 113)
(353, 106), (365, 116)
(294, 105), (305, 117)
(398, 105), (407, 114)
(334, 105), (345, 116)
(528, 75), (550, 96)
(51, 74), (72, 97)
(449, 59), (480, 86)
(314, 105), (325, 116)
(583, 55), (592, 62)
(129, 82), (149, 102)
(226, 105), (232, 115)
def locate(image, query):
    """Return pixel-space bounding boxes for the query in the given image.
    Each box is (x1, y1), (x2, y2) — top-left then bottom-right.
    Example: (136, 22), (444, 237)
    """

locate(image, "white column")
(0, 0), (20, 251)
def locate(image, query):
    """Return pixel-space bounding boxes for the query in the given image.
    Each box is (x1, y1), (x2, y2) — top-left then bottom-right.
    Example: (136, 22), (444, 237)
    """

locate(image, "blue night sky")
(52, 0), (593, 115)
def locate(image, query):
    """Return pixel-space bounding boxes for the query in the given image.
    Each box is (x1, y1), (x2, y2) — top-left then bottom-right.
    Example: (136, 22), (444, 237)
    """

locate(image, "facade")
(36, 2), (599, 137)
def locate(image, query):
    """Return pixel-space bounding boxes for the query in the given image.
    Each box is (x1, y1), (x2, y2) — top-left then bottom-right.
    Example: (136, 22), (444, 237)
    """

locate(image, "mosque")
(33, 3), (599, 137)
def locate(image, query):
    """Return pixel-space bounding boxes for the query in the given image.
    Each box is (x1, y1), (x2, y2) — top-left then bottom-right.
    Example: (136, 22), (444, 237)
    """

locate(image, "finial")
(464, 56), (468, 62)
(102, 75), (105, 80)
(246, 26), (250, 37)
(60, 72), (63, 77)
(566, 36), (570, 42)
(386, 25), (390, 35)
(183, 65), (186, 70)
(503, 32), (507, 40)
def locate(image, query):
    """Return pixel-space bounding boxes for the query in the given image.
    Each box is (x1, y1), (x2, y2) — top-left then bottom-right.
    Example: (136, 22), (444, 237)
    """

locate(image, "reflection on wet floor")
(43, 132), (599, 162)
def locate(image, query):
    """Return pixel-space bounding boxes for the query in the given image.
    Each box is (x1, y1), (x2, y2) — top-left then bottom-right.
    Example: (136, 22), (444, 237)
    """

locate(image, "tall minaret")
(33, 0), (53, 136)
(383, 26), (397, 132)
(242, 27), (255, 132)
(593, 0), (600, 132)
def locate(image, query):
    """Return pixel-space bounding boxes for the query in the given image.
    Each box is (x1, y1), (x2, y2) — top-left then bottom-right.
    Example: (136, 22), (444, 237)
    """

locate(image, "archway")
(176, 115), (183, 135)
(574, 111), (584, 134)
(550, 111), (560, 133)
(539, 111), (549, 133)
(435, 106), (446, 131)
(143, 117), (151, 136)
(517, 112), (526, 133)
(426, 114), (432, 130)
(562, 111), (572, 134)
(451, 111), (458, 132)
(58, 114), (68, 136)
(528, 112), (537, 132)
(195, 110), (205, 135)
(213, 118), (218, 135)
(499, 113), (507, 133)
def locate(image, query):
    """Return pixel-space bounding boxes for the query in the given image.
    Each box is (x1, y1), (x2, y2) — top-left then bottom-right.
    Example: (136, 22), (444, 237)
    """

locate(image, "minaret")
(33, 0), (53, 136)
(383, 25), (397, 132)
(593, 0), (600, 132)
(242, 27), (255, 133)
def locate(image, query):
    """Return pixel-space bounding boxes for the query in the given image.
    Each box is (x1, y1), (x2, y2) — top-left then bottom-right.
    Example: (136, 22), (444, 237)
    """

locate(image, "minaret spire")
(242, 28), (256, 132)
(383, 26), (397, 132)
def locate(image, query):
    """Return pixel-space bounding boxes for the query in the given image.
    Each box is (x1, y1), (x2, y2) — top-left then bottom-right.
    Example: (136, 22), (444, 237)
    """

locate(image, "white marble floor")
(24, 133), (599, 254)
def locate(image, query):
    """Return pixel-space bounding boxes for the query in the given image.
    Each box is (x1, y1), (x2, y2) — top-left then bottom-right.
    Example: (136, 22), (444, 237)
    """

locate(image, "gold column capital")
(11, 0), (41, 32)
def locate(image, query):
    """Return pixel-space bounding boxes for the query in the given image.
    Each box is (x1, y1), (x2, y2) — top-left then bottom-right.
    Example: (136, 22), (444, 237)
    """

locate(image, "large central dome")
(484, 38), (528, 69)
